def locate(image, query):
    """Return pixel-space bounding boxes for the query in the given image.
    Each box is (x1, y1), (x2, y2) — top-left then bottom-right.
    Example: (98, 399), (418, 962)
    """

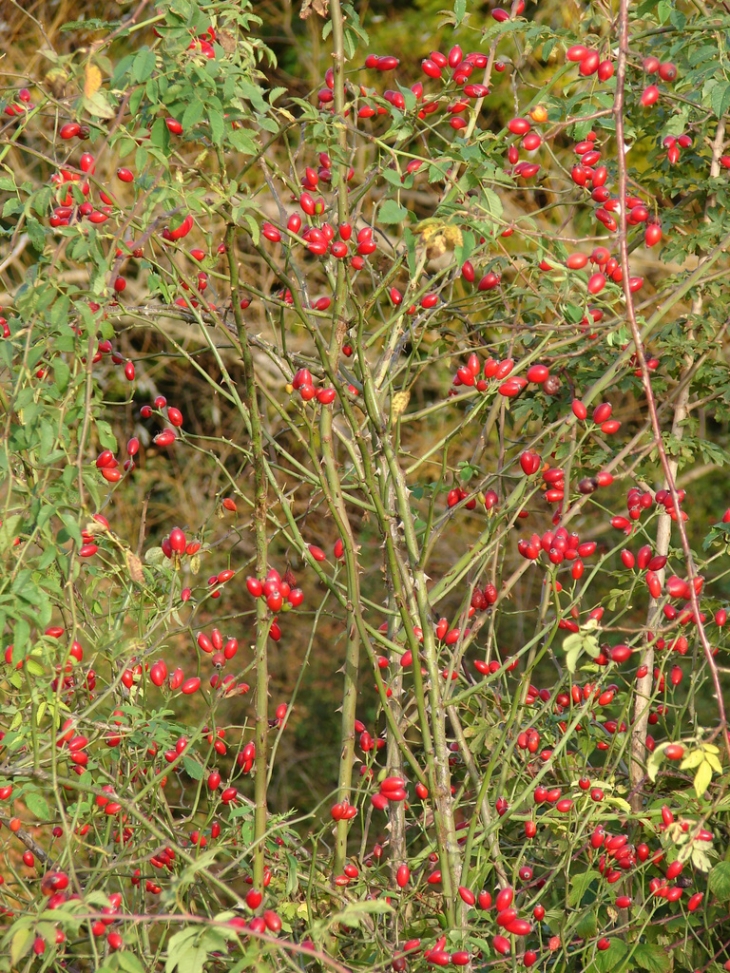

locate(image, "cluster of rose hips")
(638, 54), (679, 109)
(49, 151), (112, 228)
(148, 654), (247, 698)
(88, 336), (137, 384)
(45, 628), (97, 697)
(354, 47), (489, 130)
(564, 44), (615, 80)
(33, 871), (125, 954)
(242, 568), (302, 643)
(371, 774), (409, 811)
(289, 367), (336, 405)
(93, 397), (183, 491)
(245, 567), (304, 612)
(517, 525), (597, 575)
(565, 136), (661, 257)
(161, 525), (201, 560)
(3, 86), (34, 117)
(450, 354), (559, 398)
(263, 214), (375, 267)
(195, 627), (239, 666)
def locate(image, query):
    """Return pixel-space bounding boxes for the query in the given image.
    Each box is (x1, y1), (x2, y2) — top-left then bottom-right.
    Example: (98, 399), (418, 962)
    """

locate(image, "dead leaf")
(218, 30), (237, 54)
(126, 551), (145, 584)
(84, 63), (102, 98)
(300, 0), (329, 19)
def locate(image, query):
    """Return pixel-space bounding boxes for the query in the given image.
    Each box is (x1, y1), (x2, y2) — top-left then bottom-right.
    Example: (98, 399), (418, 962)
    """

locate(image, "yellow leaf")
(84, 63), (102, 98)
(691, 845), (713, 872)
(680, 749), (704, 771)
(706, 752), (723, 774)
(694, 760), (713, 798)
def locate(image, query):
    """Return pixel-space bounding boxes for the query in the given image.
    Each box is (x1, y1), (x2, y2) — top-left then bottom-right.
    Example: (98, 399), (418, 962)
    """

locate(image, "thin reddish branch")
(614, 0), (729, 754)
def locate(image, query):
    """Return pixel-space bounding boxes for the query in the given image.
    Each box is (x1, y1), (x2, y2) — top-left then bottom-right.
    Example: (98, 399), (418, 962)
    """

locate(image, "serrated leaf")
(182, 99), (204, 132)
(482, 187), (503, 222)
(208, 108), (224, 145)
(132, 48), (156, 84)
(144, 546), (167, 566)
(53, 359), (70, 392)
(567, 869), (599, 907)
(634, 943), (671, 973)
(711, 81), (730, 119)
(95, 420), (118, 452)
(83, 91), (116, 119)
(591, 938), (628, 973)
(706, 752), (723, 774)
(694, 760), (713, 797)
(691, 845), (713, 872)
(25, 790), (52, 821)
(229, 129), (257, 155)
(680, 749), (704, 771)
(378, 199), (410, 225)
(326, 898), (393, 930)
(708, 861), (730, 900)
(10, 926), (33, 965)
(182, 755), (203, 780)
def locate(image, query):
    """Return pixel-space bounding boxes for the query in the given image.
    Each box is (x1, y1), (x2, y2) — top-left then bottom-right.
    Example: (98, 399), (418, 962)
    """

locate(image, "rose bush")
(2, 0), (730, 970)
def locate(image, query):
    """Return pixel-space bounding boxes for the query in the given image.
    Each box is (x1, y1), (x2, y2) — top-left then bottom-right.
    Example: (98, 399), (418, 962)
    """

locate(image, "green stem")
(226, 223), (269, 894)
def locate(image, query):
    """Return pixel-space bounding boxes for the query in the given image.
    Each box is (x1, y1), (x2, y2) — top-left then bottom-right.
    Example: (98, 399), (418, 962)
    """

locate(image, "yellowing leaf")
(680, 749), (704, 771)
(84, 63), (102, 98)
(11, 926), (33, 965)
(694, 759), (713, 798)
(706, 752), (723, 774)
(691, 845), (713, 872)
(83, 91), (115, 119)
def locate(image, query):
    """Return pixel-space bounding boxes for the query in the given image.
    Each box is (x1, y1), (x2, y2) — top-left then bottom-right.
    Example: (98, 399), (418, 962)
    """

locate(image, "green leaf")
(182, 755), (204, 780)
(567, 869), (599, 907)
(25, 790), (52, 821)
(481, 187), (503, 223)
(562, 626), (599, 673)
(132, 48), (157, 83)
(10, 925), (33, 965)
(378, 200), (410, 225)
(96, 420), (118, 452)
(111, 957), (145, 973)
(53, 358), (71, 392)
(633, 943), (671, 973)
(0, 516), (21, 552)
(182, 99), (204, 132)
(229, 129), (257, 155)
(327, 898), (393, 929)
(591, 938), (628, 973)
(150, 117), (170, 153)
(453, 0), (467, 25)
(711, 81), (730, 119)
(208, 108), (224, 145)
(709, 861), (730, 900)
